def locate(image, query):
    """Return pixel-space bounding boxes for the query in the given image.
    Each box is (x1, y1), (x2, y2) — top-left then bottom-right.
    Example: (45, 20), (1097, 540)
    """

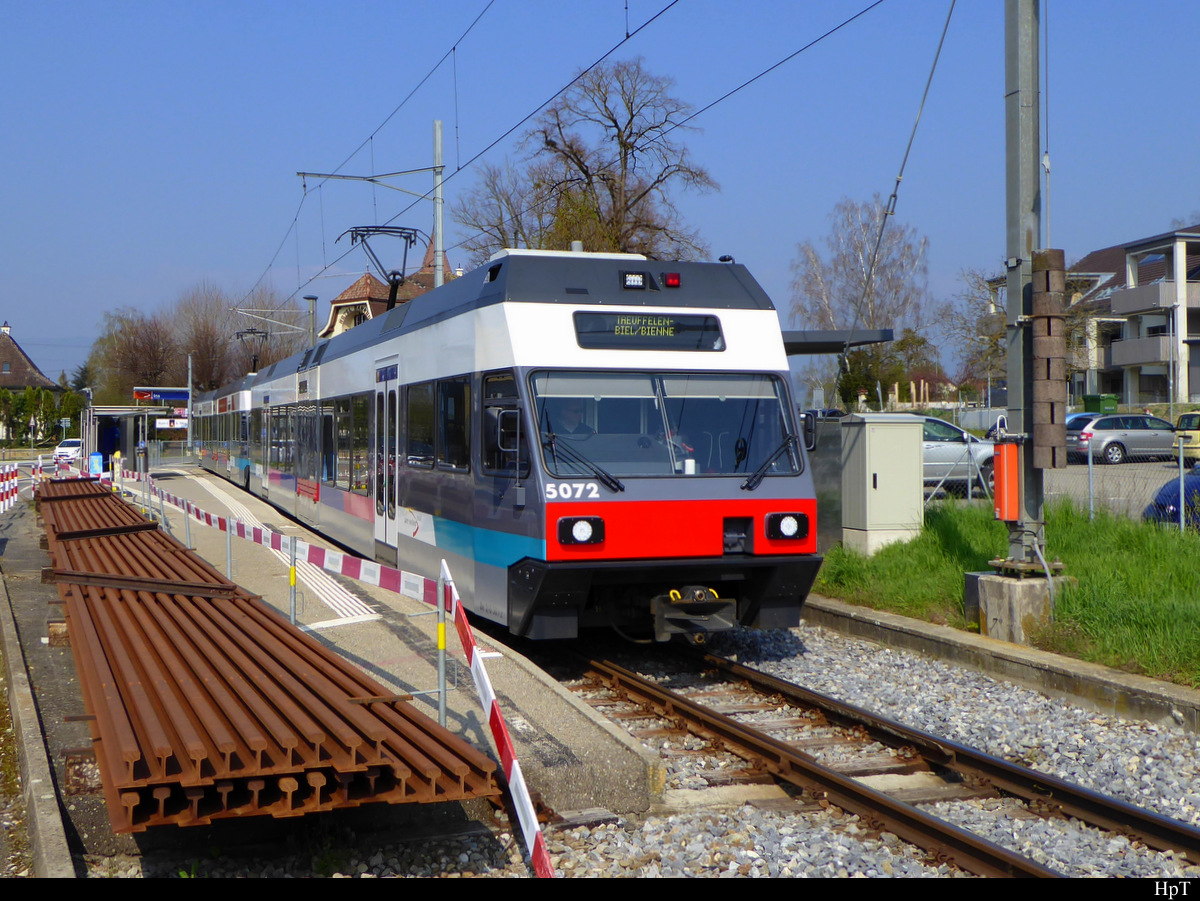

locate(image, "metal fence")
(148, 440), (196, 468)
(809, 418), (1197, 548)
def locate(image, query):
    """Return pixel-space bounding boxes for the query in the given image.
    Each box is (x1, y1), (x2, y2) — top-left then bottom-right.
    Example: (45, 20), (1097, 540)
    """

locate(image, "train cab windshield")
(531, 371), (799, 479)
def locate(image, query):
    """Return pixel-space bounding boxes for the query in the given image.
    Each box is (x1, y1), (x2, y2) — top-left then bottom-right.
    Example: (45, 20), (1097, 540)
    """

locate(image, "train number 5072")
(545, 482), (601, 500)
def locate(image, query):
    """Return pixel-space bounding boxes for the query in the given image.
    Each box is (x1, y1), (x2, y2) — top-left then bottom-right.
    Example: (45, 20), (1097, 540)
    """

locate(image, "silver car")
(922, 417), (994, 494)
(1067, 414), (1176, 464)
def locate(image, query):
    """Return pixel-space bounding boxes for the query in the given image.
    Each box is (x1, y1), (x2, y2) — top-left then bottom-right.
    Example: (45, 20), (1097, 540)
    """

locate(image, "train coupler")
(650, 586), (736, 643)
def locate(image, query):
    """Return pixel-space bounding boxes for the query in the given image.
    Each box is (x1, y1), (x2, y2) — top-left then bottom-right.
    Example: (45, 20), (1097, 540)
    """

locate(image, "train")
(192, 249), (822, 642)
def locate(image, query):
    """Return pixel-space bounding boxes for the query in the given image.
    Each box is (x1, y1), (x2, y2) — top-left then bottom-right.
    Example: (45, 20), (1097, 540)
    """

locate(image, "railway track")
(570, 652), (1200, 878)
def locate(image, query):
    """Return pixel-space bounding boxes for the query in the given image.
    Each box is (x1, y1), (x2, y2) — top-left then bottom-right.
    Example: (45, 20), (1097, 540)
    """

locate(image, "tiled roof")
(0, 328), (58, 391)
(318, 244), (458, 337)
(332, 272), (391, 303)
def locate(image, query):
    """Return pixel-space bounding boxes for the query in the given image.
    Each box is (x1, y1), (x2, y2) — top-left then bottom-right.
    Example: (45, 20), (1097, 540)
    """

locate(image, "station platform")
(0, 465), (657, 877)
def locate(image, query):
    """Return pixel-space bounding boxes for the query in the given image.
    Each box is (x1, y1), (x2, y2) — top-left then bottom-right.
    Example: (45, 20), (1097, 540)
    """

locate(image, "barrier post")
(226, 515), (233, 579)
(288, 536), (297, 624)
(159, 489), (171, 536)
(437, 573), (447, 728)
(184, 502), (192, 548)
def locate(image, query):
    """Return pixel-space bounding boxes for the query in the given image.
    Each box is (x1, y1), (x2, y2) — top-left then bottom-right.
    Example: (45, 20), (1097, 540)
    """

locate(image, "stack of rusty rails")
(37, 477), (500, 832)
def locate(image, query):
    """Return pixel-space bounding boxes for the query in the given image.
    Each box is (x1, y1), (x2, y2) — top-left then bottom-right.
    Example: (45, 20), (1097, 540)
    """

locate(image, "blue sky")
(3, 0), (1197, 385)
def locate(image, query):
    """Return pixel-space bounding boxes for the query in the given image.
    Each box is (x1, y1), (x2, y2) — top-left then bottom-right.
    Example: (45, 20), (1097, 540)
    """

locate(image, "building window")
(1, 363), (9, 373)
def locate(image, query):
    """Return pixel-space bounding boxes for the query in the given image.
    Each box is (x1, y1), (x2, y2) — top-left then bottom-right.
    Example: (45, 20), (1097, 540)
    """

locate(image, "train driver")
(553, 399), (595, 437)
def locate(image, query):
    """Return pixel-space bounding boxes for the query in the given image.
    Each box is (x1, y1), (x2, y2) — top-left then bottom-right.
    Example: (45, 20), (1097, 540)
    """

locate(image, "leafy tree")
(454, 57), (716, 264)
(69, 362), (91, 392)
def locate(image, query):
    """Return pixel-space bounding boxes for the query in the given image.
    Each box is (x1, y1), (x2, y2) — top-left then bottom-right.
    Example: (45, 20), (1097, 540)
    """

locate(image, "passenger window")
(438, 377), (471, 471)
(407, 383), (435, 468)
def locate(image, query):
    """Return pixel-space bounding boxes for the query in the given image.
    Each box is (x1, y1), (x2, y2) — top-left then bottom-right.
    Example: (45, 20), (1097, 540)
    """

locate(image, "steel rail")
(37, 479), (501, 831)
(703, 653), (1200, 861)
(588, 658), (1059, 878)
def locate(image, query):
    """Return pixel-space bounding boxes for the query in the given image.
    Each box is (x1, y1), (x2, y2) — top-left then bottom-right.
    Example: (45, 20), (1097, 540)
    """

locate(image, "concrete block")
(977, 574), (1070, 645)
(843, 527), (919, 556)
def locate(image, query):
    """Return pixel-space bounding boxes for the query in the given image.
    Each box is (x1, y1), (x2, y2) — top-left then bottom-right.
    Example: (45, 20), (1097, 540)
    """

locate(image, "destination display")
(573, 312), (725, 351)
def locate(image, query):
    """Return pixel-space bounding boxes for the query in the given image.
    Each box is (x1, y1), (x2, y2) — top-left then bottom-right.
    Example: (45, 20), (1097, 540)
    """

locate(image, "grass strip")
(816, 500), (1200, 688)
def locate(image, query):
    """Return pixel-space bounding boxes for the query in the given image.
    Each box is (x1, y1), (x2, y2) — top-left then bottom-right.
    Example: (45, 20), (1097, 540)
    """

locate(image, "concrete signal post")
(976, 0), (1070, 645)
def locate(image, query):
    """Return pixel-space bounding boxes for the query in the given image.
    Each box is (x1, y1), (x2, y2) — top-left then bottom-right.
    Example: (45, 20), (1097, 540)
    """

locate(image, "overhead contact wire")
(838, 0), (956, 378)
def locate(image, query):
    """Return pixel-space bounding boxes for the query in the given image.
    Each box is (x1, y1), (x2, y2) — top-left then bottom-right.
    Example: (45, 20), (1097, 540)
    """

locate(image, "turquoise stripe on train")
(429, 516), (545, 568)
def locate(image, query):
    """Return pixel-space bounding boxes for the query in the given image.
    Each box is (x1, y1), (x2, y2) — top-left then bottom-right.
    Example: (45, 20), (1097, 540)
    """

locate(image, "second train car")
(194, 249), (822, 641)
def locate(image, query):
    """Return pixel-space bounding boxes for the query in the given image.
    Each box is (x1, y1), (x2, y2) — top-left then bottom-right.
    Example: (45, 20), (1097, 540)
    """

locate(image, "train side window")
(407, 383), (435, 468)
(335, 398), (352, 490)
(437, 377), (471, 472)
(351, 393), (370, 495)
(482, 372), (528, 476)
(321, 400), (335, 486)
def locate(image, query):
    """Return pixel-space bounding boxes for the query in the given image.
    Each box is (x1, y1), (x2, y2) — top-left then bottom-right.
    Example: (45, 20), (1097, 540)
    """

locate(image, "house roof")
(1068, 223), (1200, 312)
(0, 324), (58, 391)
(317, 242), (457, 338)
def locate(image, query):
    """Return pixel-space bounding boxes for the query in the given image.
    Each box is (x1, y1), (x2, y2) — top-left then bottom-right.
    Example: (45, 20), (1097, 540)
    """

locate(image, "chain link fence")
(807, 415), (1198, 552)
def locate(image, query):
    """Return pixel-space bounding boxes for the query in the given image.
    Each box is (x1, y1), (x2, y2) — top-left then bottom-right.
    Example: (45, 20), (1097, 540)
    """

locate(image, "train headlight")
(558, 516), (605, 545)
(766, 512), (808, 541)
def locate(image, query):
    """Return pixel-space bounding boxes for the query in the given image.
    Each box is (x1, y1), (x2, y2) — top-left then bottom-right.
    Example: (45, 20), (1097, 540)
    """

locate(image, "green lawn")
(816, 500), (1200, 688)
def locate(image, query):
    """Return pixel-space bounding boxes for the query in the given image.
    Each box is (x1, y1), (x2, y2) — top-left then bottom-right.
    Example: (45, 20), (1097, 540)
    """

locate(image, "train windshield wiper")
(541, 431), (625, 492)
(740, 435), (798, 491)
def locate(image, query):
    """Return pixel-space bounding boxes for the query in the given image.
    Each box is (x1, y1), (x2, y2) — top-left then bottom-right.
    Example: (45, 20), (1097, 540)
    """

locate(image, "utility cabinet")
(840, 413), (923, 555)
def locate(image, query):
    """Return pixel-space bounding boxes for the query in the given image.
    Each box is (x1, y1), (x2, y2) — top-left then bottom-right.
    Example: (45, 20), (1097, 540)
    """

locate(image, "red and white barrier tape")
(116, 469), (556, 878)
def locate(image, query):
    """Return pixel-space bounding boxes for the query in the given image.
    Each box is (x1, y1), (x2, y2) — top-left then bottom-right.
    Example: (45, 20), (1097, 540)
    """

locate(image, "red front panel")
(545, 498), (817, 561)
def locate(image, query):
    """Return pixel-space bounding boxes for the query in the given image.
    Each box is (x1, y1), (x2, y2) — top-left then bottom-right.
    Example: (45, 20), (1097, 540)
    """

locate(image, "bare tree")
(453, 160), (561, 265)
(454, 57), (716, 264)
(791, 196), (933, 408)
(176, 281), (234, 389)
(936, 268), (1006, 392)
(91, 307), (179, 401)
(230, 286), (309, 375)
(790, 194), (931, 333)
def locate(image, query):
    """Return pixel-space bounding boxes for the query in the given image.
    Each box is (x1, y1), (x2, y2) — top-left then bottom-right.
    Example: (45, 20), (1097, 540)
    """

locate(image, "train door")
(374, 359), (399, 553)
(295, 401), (321, 526)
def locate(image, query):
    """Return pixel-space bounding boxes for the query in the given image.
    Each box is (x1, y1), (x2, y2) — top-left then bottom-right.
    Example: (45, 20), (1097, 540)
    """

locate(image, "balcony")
(1110, 335), (1173, 367)
(1110, 281), (1200, 315)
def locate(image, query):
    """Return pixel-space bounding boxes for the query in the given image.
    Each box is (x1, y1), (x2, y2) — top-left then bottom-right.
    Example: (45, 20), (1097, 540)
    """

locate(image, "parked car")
(922, 416), (994, 495)
(1143, 465), (1200, 527)
(803, 407), (847, 420)
(53, 438), (82, 465)
(1175, 412), (1200, 466)
(1067, 414), (1176, 464)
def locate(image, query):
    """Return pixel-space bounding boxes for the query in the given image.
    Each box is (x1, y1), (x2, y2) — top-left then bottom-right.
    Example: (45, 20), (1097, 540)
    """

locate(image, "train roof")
(240, 251), (780, 389)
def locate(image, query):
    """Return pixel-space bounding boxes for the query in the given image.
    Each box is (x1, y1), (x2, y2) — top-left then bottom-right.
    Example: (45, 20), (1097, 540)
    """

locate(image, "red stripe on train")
(544, 498), (817, 561)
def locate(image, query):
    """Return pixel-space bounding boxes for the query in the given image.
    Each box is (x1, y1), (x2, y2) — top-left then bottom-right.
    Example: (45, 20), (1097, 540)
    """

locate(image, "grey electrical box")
(840, 413), (923, 554)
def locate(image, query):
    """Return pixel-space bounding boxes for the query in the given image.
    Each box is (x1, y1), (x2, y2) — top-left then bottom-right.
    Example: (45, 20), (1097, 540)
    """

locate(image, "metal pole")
(434, 120), (444, 288)
(1087, 439), (1094, 521)
(1180, 439), (1186, 532)
(304, 295), (318, 348)
(225, 514), (233, 579)
(185, 501), (192, 548)
(437, 571), (447, 727)
(289, 535), (297, 624)
(187, 353), (193, 453)
(1004, 0), (1043, 562)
